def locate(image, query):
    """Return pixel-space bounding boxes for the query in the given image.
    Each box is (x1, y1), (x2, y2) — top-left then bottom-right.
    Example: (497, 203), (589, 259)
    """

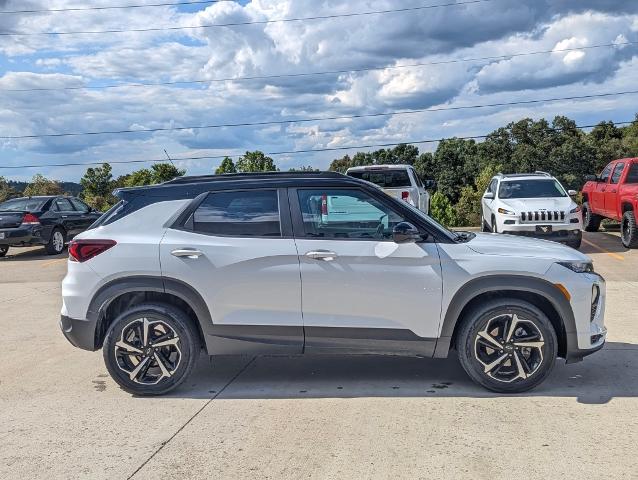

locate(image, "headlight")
(557, 261), (593, 273)
(497, 207), (516, 215)
(570, 206), (581, 214)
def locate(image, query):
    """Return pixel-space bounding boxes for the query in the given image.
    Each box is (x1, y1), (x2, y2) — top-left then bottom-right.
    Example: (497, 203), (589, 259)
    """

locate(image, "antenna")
(163, 149), (175, 167)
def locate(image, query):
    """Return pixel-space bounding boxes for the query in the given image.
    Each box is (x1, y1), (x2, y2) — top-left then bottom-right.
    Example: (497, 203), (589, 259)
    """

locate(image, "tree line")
(2, 114), (637, 226)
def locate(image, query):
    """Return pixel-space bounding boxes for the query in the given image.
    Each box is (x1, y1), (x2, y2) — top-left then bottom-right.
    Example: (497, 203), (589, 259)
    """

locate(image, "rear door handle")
(610, 189), (617, 193)
(171, 248), (204, 259)
(305, 250), (337, 261)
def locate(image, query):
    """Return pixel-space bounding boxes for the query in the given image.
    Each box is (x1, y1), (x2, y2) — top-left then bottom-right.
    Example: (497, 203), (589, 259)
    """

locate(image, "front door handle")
(171, 248), (204, 259)
(609, 189), (617, 193)
(305, 250), (337, 261)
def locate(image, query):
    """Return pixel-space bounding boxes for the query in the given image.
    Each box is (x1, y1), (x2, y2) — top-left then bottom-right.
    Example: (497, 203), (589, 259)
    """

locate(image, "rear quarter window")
(625, 163), (638, 184)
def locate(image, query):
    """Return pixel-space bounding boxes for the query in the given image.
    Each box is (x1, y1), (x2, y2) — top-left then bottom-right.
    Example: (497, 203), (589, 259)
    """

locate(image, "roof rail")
(162, 171), (343, 185)
(534, 170), (552, 176)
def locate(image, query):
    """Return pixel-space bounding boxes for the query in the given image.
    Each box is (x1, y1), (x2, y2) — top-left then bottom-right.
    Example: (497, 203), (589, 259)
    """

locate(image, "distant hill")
(9, 180), (82, 196)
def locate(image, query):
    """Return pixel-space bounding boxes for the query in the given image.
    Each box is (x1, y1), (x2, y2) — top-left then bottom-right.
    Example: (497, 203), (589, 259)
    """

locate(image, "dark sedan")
(0, 196), (101, 257)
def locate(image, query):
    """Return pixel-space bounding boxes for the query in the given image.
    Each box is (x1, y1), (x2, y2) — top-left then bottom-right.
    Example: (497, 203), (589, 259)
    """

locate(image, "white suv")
(482, 172), (583, 249)
(61, 172), (605, 396)
(346, 165), (432, 214)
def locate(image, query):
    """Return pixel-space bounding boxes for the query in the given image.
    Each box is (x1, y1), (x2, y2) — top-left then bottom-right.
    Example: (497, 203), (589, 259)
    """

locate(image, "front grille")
(520, 211), (566, 223)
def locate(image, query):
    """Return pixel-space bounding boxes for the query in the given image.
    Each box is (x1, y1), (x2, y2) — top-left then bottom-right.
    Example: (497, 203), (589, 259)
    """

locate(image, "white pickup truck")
(346, 164), (433, 214)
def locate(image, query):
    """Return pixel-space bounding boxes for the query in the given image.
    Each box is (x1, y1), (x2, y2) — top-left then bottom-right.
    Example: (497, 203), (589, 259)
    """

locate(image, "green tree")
(432, 138), (479, 203)
(23, 174), (64, 196)
(289, 165), (319, 172)
(429, 191), (458, 227)
(0, 176), (20, 203)
(215, 157), (237, 174)
(79, 163), (116, 210)
(150, 163), (185, 183)
(236, 151), (278, 172)
(455, 164), (501, 227)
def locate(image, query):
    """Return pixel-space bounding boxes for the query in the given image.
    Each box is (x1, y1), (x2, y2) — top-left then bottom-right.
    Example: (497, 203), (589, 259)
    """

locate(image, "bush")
(429, 191), (458, 227)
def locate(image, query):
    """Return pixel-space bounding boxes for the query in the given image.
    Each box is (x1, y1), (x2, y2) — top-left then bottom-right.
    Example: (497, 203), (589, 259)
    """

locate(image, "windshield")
(348, 169), (411, 188)
(498, 179), (567, 199)
(0, 198), (46, 212)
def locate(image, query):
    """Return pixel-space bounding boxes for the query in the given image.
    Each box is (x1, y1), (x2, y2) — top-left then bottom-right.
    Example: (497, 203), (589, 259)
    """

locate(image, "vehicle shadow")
(581, 232), (629, 254)
(169, 341), (637, 405)
(0, 247), (67, 261)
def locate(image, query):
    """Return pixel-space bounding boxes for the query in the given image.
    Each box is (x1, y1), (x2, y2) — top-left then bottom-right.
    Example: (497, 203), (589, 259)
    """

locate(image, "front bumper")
(0, 225), (45, 246)
(60, 314), (98, 351)
(501, 227), (581, 242)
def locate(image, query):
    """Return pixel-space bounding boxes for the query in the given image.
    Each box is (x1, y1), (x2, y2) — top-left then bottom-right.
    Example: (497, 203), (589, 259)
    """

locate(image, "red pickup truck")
(581, 157), (638, 248)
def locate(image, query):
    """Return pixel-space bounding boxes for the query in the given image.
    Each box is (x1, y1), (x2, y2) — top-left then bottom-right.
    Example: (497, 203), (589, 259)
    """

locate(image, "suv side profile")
(481, 172), (583, 249)
(61, 172), (606, 395)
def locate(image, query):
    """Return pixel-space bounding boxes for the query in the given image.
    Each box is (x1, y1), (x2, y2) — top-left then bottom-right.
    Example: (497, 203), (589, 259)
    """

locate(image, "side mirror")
(483, 191), (494, 200)
(392, 222), (423, 244)
(584, 174), (598, 182)
(423, 179), (437, 190)
(568, 189), (578, 197)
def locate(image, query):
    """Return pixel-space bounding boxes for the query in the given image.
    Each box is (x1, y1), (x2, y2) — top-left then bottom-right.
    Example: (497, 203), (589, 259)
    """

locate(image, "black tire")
(491, 216), (497, 233)
(481, 219), (489, 232)
(103, 303), (200, 396)
(457, 298), (557, 393)
(621, 210), (638, 248)
(0, 245), (8, 257)
(45, 227), (66, 255)
(582, 202), (602, 232)
(566, 232), (582, 250)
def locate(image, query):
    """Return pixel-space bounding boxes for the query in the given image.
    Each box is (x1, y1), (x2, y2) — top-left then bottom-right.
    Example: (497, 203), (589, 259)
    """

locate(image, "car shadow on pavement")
(169, 342), (637, 405)
(0, 247), (67, 261)
(581, 232), (630, 254)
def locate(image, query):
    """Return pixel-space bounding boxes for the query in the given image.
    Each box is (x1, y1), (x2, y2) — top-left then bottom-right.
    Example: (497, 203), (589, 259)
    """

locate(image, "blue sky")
(1, 0), (638, 181)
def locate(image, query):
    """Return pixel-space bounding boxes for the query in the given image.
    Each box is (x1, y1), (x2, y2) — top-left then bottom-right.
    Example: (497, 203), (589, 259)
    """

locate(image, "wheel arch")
(88, 276), (210, 350)
(433, 275), (576, 360)
(621, 201), (634, 214)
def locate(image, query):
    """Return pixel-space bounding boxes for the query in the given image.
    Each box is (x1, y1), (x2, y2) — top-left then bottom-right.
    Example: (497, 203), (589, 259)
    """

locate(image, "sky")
(0, 0), (638, 181)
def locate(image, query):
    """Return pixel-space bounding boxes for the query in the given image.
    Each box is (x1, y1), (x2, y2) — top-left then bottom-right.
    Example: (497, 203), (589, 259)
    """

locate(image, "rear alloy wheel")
(103, 303), (199, 395)
(45, 227), (65, 255)
(457, 299), (557, 393)
(582, 202), (602, 232)
(621, 210), (638, 248)
(0, 245), (8, 257)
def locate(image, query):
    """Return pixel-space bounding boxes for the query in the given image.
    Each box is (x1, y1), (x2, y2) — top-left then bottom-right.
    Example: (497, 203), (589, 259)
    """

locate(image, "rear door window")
(347, 169), (411, 188)
(626, 163), (638, 184)
(192, 190), (281, 237)
(610, 162), (625, 184)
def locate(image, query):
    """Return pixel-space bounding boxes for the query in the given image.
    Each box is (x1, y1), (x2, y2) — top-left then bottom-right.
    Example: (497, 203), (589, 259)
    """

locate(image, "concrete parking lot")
(1, 231), (637, 479)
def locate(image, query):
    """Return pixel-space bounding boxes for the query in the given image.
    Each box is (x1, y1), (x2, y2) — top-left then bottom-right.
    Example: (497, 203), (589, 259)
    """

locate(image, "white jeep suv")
(61, 172), (605, 396)
(482, 172), (583, 249)
(346, 164), (433, 214)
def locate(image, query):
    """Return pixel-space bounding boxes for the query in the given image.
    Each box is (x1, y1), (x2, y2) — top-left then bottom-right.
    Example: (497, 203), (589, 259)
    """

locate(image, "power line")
(2, 89), (637, 140)
(4, 40), (635, 93)
(0, 0), (224, 14)
(0, 120), (633, 170)
(0, 0), (491, 36)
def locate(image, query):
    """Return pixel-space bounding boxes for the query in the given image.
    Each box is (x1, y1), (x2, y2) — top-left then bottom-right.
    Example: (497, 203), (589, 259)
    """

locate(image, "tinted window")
(0, 198), (46, 212)
(600, 164), (612, 182)
(610, 162), (625, 184)
(54, 198), (75, 212)
(348, 169), (411, 188)
(192, 190), (280, 237)
(498, 179), (567, 199)
(626, 163), (638, 184)
(70, 198), (90, 213)
(487, 178), (497, 194)
(297, 189), (407, 240)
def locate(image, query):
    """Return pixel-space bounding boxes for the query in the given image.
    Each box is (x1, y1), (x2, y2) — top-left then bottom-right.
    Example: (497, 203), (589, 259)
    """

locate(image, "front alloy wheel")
(458, 299), (557, 393)
(103, 303), (199, 395)
(474, 314), (545, 383)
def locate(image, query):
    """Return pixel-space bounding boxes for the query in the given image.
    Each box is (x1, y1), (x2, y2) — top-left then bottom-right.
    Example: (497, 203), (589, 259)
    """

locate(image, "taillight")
(321, 194), (328, 215)
(401, 191), (410, 201)
(68, 239), (116, 262)
(21, 213), (40, 225)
